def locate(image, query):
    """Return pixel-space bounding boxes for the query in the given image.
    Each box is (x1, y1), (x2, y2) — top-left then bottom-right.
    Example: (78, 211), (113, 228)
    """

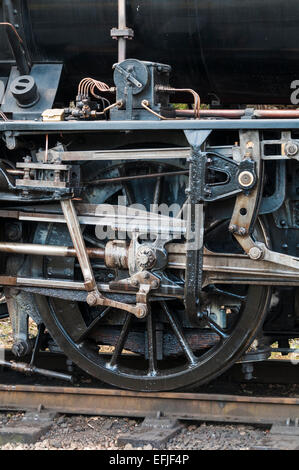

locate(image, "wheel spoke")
(118, 166), (134, 205)
(75, 307), (111, 343)
(152, 164), (163, 211)
(161, 301), (197, 365)
(109, 313), (132, 368)
(146, 307), (158, 375)
(30, 323), (45, 366)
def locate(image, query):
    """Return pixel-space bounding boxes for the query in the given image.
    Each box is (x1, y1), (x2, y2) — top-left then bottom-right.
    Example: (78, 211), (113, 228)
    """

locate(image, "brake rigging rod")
(0, 359), (73, 382)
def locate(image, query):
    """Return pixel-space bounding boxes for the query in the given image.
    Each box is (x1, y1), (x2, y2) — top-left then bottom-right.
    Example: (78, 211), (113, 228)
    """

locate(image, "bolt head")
(238, 170), (254, 188)
(238, 227), (247, 236)
(86, 293), (98, 306)
(285, 141), (299, 157)
(249, 246), (263, 260)
(139, 254), (149, 265)
(136, 246), (156, 269)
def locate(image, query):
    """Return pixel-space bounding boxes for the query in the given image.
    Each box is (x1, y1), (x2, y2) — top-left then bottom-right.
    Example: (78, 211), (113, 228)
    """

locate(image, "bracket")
(110, 27), (134, 40)
(15, 160), (81, 198)
(187, 151), (256, 203)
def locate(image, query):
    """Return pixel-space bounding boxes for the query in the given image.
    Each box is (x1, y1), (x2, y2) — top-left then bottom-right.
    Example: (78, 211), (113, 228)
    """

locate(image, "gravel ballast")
(0, 411), (269, 450)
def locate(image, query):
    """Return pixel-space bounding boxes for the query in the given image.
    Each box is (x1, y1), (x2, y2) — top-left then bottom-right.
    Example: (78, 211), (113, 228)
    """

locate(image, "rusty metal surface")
(0, 383), (299, 424)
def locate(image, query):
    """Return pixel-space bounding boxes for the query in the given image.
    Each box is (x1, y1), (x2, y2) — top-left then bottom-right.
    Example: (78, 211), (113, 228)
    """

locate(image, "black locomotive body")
(0, 0), (298, 391)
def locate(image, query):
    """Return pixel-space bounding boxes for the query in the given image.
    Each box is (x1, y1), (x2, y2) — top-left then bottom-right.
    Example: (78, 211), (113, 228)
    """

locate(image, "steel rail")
(0, 383), (298, 425)
(1, 352), (299, 424)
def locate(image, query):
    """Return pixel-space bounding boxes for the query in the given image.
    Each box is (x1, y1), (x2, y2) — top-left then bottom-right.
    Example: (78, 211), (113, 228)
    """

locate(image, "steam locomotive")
(0, 0), (298, 391)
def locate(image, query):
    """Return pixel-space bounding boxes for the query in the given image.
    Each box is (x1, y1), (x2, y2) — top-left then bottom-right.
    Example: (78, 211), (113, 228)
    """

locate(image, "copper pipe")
(168, 88), (201, 118)
(0, 22), (24, 44)
(255, 109), (299, 118)
(175, 109), (245, 118)
(0, 22), (31, 75)
(175, 108), (299, 119)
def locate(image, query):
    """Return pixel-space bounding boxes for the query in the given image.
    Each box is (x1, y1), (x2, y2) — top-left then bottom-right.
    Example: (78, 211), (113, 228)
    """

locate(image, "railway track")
(0, 382), (299, 427)
(1, 351), (299, 422)
(1, 351), (299, 448)
(2, 382), (299, 450)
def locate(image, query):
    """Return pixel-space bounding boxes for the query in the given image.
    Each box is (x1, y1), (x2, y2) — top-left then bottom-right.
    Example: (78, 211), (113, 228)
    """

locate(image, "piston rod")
(0, 242), (105, 259)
